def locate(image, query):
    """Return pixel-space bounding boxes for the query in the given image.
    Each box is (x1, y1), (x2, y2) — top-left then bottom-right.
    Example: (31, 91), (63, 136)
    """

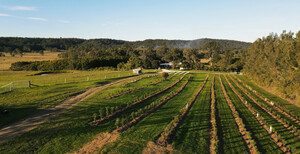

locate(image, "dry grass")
(0, 51), (60, 70)
(200, 58), (211, 63)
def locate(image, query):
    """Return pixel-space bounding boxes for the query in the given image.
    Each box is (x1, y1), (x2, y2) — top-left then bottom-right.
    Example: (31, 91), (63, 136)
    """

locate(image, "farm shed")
(133, 68), (142, 74)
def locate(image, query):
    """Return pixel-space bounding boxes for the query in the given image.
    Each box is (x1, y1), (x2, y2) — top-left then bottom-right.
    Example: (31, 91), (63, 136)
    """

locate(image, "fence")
(0, 81), (31, 94)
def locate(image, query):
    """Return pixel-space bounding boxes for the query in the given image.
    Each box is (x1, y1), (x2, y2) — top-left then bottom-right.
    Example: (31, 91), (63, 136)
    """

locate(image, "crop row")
(172, 74), (212, 153)
(231, 75), (300, 126)
(234, 75), (300, 120)
(228, 75), (300, 139)
(219, 75), (259, 153)
(156, 74), (209, 146)
(227, 75), (300, 153)
(215, 75), (249, 153)
(106, 87), (143, 99)
(223, 75), (286, 153)
(99, 73), (206, 153)
(114, 76), (191, 133)
(122, 74), (157, 87)
(91, 75), (186, 125)
(209, 75), (218, 154)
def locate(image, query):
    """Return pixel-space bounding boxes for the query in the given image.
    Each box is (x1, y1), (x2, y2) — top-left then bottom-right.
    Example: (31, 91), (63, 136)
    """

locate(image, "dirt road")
(0, 75), (148, 144)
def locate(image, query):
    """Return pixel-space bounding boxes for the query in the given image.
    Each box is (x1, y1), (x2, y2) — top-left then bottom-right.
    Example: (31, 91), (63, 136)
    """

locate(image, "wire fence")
(0, 81), (31, 94)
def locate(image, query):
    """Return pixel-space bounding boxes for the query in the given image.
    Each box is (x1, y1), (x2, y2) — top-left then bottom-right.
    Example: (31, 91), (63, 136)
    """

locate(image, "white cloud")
(27, 17), (47, 21)
(2, 6), (36, 11)
(0, 13), (11, 17)
(59, 20), (70, 24)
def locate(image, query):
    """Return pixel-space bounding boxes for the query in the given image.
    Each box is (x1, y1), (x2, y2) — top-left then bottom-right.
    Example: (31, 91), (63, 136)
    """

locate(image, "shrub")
(99, 108), (104, 118)
(115, 118), (120, 128)
(161, 72), (169, 80)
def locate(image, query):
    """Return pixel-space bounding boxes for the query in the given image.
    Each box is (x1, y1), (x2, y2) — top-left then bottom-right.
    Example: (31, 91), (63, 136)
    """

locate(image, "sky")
(0, 0), (299, 42)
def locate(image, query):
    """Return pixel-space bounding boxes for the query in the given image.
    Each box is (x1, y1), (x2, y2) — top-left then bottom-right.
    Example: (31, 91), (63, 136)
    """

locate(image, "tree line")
(243, 31), (300, 105)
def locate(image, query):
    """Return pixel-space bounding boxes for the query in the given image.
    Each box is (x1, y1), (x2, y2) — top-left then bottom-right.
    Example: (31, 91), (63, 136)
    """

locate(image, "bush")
(161, 72), (169, 80)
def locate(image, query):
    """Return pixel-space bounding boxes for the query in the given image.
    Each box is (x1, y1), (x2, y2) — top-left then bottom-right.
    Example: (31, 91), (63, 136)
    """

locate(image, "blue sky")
(0, 0), (299, 42)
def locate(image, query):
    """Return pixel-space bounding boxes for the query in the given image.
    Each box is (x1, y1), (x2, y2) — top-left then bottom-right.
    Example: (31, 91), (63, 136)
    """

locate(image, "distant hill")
(0, 37), (251, 53)
(132, 38), (251, 49)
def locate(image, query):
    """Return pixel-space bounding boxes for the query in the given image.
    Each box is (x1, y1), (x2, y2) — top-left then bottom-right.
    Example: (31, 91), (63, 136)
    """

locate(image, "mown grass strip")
(99, 73), (206, 154)
(228, 75), (300, 153)
(235, 75), (300, 119)
(232, 75), (300, 129)
(114, 76), (192, 133)
(172, 74), (212, 154)
(228, 75), (300, 139)
(0, 75), (182, 153)
(215, 75), (249, 153)
(91, 75), (186, 125)
(223, 75), (285, 153)
(156, 74), (209, 146)
(219, 75), (259, 154)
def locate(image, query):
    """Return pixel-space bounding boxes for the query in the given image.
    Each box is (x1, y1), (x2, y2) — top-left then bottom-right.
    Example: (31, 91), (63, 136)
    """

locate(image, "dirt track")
(0, 75), (147, 144)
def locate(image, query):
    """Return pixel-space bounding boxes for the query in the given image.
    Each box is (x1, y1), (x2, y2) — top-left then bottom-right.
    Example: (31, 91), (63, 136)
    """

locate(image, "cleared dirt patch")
(73, 132), (119, 154)
(142, 141), (173, 154)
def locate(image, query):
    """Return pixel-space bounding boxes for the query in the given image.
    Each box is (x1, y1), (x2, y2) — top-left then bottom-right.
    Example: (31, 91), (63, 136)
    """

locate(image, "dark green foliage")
(243, 31), (300, 104)
(161, 72), (169, 80)
(10, 57), (126, 71)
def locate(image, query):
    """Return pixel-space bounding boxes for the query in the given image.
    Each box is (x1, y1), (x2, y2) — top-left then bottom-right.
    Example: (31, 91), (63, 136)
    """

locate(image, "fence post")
(10, 82), (13, 91)
(87, 77), (89, 81)
(28, 81), (31, 88)
(65, 78), (67, 83)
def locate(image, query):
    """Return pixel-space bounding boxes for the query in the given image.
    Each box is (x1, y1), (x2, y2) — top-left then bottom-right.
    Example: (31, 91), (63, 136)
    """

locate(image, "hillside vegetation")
(243, 31), (300, 105)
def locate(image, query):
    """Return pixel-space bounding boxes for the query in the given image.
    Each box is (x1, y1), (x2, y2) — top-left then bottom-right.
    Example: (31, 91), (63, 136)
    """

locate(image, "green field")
(1, 71), (300, 153)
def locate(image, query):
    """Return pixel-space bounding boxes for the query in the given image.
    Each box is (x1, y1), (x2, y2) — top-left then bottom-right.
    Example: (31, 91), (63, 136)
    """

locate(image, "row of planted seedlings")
(107, 74), (168, 99)
(121, 74), (157, 87)
(214, 76), (250, 153)
(156, 74), (210, 146)
(148, 73), (176, 86)
(231, 75), (300, 126)
(106, 87), (143, 99)
(219, 75), (260, 154)
(90, 74), (186, 125)
(232, 75), (300, 123)
(209, 75), (218, 154)
(223, 75), (289, 153)
(113, 75), (192, 133)
(228, 75), (300, 139)
(227, 75), (300, 153)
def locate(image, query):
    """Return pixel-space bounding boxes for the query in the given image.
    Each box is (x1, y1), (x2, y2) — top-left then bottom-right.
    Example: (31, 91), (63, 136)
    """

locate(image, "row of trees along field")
(7, 42), (248, 72)
(243, 31), (300, 105)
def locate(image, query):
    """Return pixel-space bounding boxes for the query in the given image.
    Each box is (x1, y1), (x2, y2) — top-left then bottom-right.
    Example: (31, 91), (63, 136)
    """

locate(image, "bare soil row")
(209, 75), (218, 154)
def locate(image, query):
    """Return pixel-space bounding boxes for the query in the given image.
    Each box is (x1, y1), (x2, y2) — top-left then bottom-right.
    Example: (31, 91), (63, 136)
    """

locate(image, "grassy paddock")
(0, 74), (182, 153)
(0, 70), (140, 128)
(0, 70), (135, 87)
(0, 51), (61, 70)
